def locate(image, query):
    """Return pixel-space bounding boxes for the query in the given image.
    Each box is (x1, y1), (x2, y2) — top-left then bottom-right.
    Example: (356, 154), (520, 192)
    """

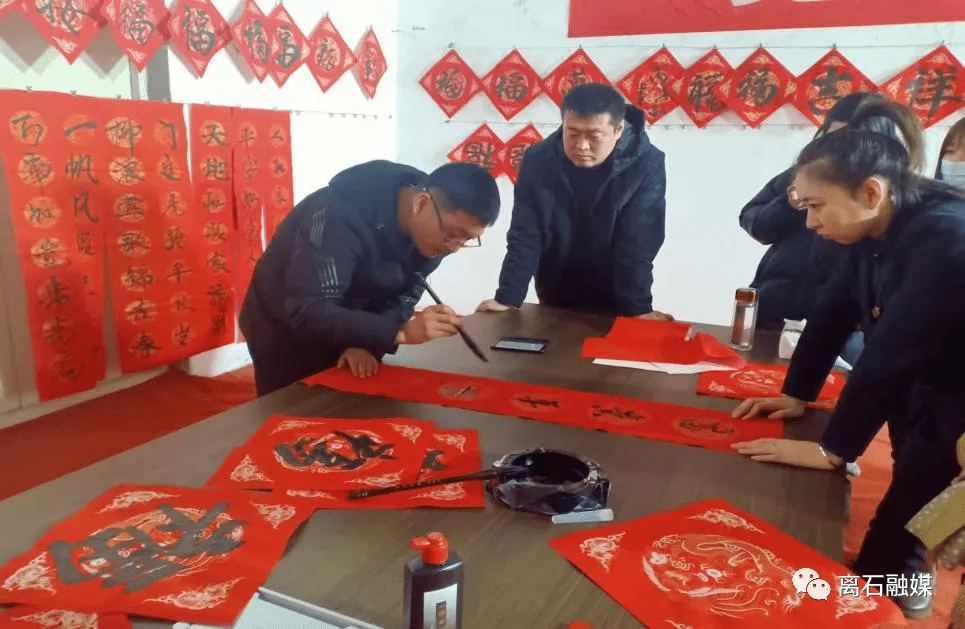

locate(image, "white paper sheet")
(592, 358), (740, 374)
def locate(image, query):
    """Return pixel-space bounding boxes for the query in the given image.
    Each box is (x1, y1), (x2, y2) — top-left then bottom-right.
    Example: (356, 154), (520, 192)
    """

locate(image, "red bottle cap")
(410, 531), (449, 565)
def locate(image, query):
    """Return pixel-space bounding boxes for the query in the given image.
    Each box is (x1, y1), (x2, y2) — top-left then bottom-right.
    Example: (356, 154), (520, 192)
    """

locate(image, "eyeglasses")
(425, 189), (482, 248)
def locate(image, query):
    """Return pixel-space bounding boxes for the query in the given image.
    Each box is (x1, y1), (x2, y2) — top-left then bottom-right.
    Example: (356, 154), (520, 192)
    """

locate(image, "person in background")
(476, 83), (672, 320)
(936, 117), (965, 188)
(739, 92), (924, 367)
(240, 160), (500, 396)
(730, 99), (965, 620)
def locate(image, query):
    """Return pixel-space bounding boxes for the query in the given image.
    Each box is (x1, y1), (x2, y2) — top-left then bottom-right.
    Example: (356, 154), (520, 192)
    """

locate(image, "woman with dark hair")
(936, 117), (965, 187)
(730, 100), (965, 619)
(738, 92), (924, 366)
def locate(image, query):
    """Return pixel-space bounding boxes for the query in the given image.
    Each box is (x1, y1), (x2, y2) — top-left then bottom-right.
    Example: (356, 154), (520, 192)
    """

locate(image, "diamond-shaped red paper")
(419, 50), (482, 118)
(481, 50), (544, 121)
(496, 124), (543, 183)
(354, 28), (387, 99)
(715, 47), (796, 128)
(794, 49), (878, 127)
(617, 47), (684, 125)
(543, 49), (610, 107)
(99, 0), (169, 71)
(881, 45), (965, 128)
(20, 0), (106, 64)
(306, 15), (356, 92)
(266, 4), (309, 87)
(670, 49), (733, 128)
(447, 124), (504, 176)
(230, 0), (270, 82)
(165, 0), (230, 77)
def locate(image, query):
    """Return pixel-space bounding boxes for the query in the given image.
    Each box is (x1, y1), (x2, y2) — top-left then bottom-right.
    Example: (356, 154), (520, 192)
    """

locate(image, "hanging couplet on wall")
(880, 45), (965, 128)
(543, 49), (610, 107)
(353, 28), (387, 99)
(266, 4), (310, 87)
(19, 0), (106, 64)
(0, 484), (310, 625)
(480, 50), (544, 121)
(100, 0), (169, 71)
(715, 47), (796, 128)
(549, 499), (908, 628)
(447, 124), (504, 177)
(495, 124), (543, 183)
(261, 111), (293, 244)
(189, 104), (236, 350)
(670, 49), (733, 128)
(0, 91), (109, 401)
(793, 49), (878, 127)
(165, 0), (231, 78)
(305, 15), (357, 93)
(0, 607), (131, 629)
(230, 0), (271, 82)
(419, 50), (482, 118)
(616, 47), (684, 125)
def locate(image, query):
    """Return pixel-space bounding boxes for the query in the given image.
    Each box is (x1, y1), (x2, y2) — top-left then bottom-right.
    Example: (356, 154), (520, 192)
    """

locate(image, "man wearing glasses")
(240, 160), (500, 395)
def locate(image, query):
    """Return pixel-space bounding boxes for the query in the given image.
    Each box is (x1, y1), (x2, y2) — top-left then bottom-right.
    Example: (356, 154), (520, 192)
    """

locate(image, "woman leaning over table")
(729, 100), (965, 620)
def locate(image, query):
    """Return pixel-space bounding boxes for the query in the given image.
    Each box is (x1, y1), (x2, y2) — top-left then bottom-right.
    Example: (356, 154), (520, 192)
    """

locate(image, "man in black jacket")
(240, 160), (500, 396)
(476, 83), (671, 319)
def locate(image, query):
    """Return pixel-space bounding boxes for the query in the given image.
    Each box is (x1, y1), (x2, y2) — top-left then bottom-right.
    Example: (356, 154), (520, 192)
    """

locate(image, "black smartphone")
(490, 337), (549, 354)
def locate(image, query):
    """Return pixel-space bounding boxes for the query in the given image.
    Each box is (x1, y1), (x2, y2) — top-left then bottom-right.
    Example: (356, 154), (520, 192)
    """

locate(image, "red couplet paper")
(165, 0), (232, 78)
(0, 90), (108, 401)
(99, 0), (169, 71)
(542, 49), (610, 107)
(19, 0), (105, 64)
(549, 499), (907, 628)
(698, 363), (845, 412)
(230, 0), (270, 82)
(582, 318), (746, 370)
(447, 124), (503, 177)
(303, 365), (782, 452)
(0, 485), (310, 625)
(266, 4), (309, 87)
(419, 50), (482, 118)
(880, 45), (965, 128)
(0, 607), (131, 628)
(715, 47), (797, 128)
(353, 28), (388, 99)
(616, 47), (684, 125)
(495, 124), (543, 183)
(306, 16), (357, 93)
(670, 49), (733, 128)
(793, 50), (878, 128)
(480, 50), (545, 121)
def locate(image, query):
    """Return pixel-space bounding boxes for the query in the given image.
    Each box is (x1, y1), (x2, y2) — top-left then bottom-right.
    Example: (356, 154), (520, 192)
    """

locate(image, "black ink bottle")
(404, 531), (463, 629)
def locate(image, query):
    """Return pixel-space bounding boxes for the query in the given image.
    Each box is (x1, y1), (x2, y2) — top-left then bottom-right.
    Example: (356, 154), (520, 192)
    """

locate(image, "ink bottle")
(404, 531), (463, 629)
(729, 287), (759, 351)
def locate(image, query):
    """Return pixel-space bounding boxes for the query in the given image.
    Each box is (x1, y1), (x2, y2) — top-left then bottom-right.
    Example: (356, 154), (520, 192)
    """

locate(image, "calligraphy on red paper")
(266, 4), (309, 87)
(353, 28), (387, 99)
(543, 49), (610, 107)
(495, 124), (543, 183)
(447, 124), (503, 176)
(616, 47), (684, 125)
(165, 0), (231, 77)
(716, 48), (796, 127)
(419, 50), (482, 118)
(100, 0), (169, 71)
(306, 15), (356, 92)
(20, 0), (106, 64)
(880, 45), (965, 128)
(671, 49), (733, 127)
(230, 0), (270, 82)
(794, 50), (878, 127)
(481, 50), (544, 121)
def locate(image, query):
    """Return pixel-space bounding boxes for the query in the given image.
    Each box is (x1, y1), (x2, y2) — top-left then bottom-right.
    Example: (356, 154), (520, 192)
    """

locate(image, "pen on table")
(416, 276), (489, 362)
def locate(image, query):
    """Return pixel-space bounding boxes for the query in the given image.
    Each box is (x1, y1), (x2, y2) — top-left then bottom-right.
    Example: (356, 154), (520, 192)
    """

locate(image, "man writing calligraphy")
(476, 83), (672, 319)
(240, 160), (501, 396)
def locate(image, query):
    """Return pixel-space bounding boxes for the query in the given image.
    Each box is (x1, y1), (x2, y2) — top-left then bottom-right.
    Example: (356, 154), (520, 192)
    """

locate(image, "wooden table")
(0, 305), (848, 629)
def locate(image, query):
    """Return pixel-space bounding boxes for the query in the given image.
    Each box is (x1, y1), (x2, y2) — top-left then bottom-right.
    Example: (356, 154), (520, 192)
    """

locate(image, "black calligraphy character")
(241, 157), (258, 180)
(202, 189), (226, 213)
(64, 118), (97, 141)
(242, 190), (260, 210)
(125, 299), (155, 323)
(167, 261), (193, 283)
(564, 68), (589, 93)
(273, 187), (289, 207)
(32, 238), (64, 268)
(678, 419), (735, 437)
(76, 231), (93, 257)
(245, 218), (259, 243)
(10, 112), (46, 146)
(38, 276), (71, 308)
(274, 431), (396, 470)
(158, 155), (181, 181)
(122, 266), (154, 292)
(118, 231), (151, 256)
(494, 71), (529, 102)
(243, 19), (269, 64)
(173, 323), (192, 347)
(737, 68), (779, 107)
(171, 293), (194, 312)
(207, 251), (229, 274)
(590, 404), (646, 422)
(315, 37), (339, 71)
(19, 153), (54, 186)
(203, 222), (228, 244)
(201, 123), (227, 147)
(113, 194), (146, 221)
(463, 141), (497, 170)
(435, 69), (466, 99)
(129, 331), (162, 358)
(420, 450), (446, 473)
(906, 67), (963, 118)
(119, 1), (155, 46)
(164, 225), (186, 251)
(65, 154), (99, 184)
(201, 156), (229, 181)
(42, 316), (75, 348)
(183, 8), (216, 55)
(211, 309), (227, 334)
(237, 124), (257, 147)
(274, 26), (300, 69)
(362, 48), (380, 81)
(206, 283), (229, 305)
(157, 120), (178, 149)
(807, 66), (854, 117)
(270, 157), (287, 176)
(26, 200), (56, 227)
(105, 118), (142, 151)
(162, 192), (186, 218)
(73, 190), (97, 223)
(270, 126), (286, 145)
(37, 0), (82, 34)
(638, 71), (672, 113)
(688, 72), (723, 113)
(515, 395), (560, 410)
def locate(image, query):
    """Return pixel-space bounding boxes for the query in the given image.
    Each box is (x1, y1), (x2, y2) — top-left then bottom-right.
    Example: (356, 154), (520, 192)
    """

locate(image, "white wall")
(395, 0), (965, 325)
(169, 0), (400, 377)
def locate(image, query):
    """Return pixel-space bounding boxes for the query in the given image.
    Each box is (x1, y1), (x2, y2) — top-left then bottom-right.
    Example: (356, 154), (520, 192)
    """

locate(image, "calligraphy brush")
(417, 276), (489, 362)
(348, 465), (529, 500)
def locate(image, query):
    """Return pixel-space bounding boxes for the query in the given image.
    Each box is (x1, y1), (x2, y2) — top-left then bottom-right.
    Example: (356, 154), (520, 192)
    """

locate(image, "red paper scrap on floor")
(0, 607), (131, 628)
(698, 363), (845, 411)
(207, 423), (485, 509)
(550, 499), (907, 628)
(582, 318), (746, 369)
(0, 485), (310, 626)
(303, 365), (781, 452)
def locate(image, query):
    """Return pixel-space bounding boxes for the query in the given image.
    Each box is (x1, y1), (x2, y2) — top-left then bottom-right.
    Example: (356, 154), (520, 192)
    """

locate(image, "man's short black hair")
(560, 83), (626, 128)
(424, 162), (500, 226)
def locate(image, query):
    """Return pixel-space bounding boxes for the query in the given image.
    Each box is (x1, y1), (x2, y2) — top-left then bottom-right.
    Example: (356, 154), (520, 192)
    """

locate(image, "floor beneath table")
(0, 364), (959, 628)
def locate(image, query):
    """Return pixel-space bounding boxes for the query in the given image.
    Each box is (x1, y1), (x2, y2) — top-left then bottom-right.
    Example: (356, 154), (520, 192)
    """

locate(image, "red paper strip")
(543, 49), (610, 107)
(480, 50), (544, 121)
(19, 0), (105, 64)
(230, 0), (270, 82)
(550, 499), (906, 628)
(671, 49), (733, 128)
(0, 0), (19, 18)
(0, 607), (131, 628)
(419, 50), (482, 118)
(793, 50), (879, 128)
(582, 318), (746, 370)
(100, 0), (169, 71)
(262, 110), (292, 243)
(880, 45), (965, 128)
(0, 484), (310, 625)
(266, 4), (309, 87)
(698, 363), (845, 412)
(616, 47), (684, 125)
(303, 365), (782, 452)
(495, 124), (543, 183)
(353, 28), (387, 99)
(715, 47), (797, 128)
(306, 15), (356, 93)
(447, 124), (503, 177)
(0, 90), (108, 401)
(165, 0), (231, 78)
